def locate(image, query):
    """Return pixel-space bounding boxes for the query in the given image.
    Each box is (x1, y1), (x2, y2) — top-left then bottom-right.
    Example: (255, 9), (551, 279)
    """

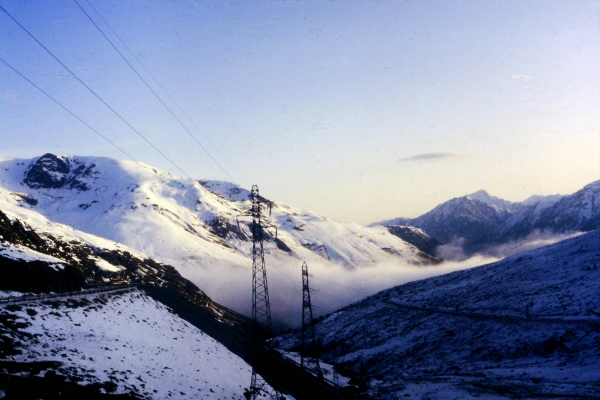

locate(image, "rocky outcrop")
(23, 154), (97, 191)
(385, 225), (442, 258)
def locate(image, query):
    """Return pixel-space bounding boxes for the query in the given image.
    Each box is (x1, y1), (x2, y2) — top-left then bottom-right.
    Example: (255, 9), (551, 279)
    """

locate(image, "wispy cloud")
(399, 151), (468, 162)
(511, 74), (534, 82)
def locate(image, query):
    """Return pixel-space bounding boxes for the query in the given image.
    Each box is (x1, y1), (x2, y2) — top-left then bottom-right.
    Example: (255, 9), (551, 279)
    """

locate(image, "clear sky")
(1, 0), (599, 224)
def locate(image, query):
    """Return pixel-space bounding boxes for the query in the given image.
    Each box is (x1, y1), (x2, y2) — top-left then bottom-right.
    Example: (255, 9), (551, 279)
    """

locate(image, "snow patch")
(0, 241), (67, 269)
(90, 257), (123, 272)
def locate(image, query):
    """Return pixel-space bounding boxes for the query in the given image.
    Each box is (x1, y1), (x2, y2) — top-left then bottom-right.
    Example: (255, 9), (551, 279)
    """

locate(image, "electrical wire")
(0, 5), (193, 181)
(310, 275), (370, 296)
(82, 0), (251, 186)
(0, 57), (138, 163)
(73, 0), (239, 184)
(2, 3), (376, 318)
(313, 290), (361, 304)
(273, 258), (304, 297)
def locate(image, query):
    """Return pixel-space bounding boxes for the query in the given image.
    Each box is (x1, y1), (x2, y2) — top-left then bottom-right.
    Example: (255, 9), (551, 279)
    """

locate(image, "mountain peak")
(466, 189), (492, 201)
(464, 189), (515, 212)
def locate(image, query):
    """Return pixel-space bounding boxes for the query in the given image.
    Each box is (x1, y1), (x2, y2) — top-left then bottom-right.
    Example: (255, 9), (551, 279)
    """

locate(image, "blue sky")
(1, 0), (599, 223)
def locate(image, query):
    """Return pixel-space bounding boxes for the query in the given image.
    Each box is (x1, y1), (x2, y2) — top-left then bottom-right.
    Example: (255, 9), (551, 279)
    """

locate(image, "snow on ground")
(89, 257), (123, 273)
(277, 230), (600, 399)
(384, 229), (600, 319)
(0, 290), (24, 299)
(0, 186), (153, 264)
(277, 351), (352, 387)
(0, 241), (66, 270)
(0, 288), (261, 399)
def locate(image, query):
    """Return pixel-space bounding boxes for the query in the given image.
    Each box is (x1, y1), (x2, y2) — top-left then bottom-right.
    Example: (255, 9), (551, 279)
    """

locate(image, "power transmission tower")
(246, 185), (284, 400)
(251, 185), (273, 337)
(300, 261), (324, 378)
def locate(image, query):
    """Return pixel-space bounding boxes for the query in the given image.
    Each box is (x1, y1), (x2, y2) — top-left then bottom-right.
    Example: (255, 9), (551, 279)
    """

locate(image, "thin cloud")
(399, 151), (468, 162)
(511, 74), (534, 82)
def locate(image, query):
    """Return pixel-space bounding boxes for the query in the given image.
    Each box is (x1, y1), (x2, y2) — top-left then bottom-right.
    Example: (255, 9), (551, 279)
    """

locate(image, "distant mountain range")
(372, 180), (600, 257)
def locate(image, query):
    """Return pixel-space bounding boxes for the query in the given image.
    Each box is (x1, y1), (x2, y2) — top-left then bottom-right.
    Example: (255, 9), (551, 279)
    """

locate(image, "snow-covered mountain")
(276, 229), (600, 399)
(0, 154), (437, 314)
(375, 190), (528, 253)
(531, 180), (600, 232)
(373, 181), (599, 256)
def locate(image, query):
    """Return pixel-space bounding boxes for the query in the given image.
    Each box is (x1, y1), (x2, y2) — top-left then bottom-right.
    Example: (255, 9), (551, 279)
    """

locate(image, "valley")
(1, 154), (599, 399)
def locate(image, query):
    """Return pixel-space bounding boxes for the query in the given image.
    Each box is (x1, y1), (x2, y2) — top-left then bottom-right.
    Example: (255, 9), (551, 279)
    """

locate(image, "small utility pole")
(300, 261), (323, 378)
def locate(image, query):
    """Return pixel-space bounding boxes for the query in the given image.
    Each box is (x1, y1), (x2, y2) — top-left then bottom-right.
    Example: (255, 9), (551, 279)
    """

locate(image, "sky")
(1, 0), (599, 224)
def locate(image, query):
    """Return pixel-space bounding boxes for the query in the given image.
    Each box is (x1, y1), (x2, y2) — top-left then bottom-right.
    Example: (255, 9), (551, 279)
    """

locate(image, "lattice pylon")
(247, 185), (284, 400)
(300, 261), (323, 378)
(251, 185), (272, 337)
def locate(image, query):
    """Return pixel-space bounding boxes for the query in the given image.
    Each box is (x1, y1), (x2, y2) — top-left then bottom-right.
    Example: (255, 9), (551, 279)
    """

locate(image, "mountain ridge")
(372, 180), (599, 256)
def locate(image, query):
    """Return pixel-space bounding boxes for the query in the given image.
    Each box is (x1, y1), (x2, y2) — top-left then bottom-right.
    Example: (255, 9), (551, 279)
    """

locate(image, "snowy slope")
(0, 154), (435, 312)
(0, 288), (263, 399)
(277, 230), (600, 399)
(0, 241), (67, 269)
(0, 184), (152, 265)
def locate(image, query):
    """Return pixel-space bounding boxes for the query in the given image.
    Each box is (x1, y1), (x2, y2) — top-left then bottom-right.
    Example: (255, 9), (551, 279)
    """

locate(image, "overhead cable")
(0, 5), (194, 181)
(82, 0), (251, 186)
(74, 0), (239, 184)
(0, 57), (138, 163)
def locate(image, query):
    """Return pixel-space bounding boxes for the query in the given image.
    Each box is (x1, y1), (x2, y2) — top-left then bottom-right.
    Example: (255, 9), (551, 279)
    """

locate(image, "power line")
(311, 275), (370, 296)
(73, 0), (239, 184)
(0, 4), (193, 181)
(0, 57), (138, 163)
(82, 0), (251, 186)
(313, 291), (359, 304)
(267, 258), (303, 297)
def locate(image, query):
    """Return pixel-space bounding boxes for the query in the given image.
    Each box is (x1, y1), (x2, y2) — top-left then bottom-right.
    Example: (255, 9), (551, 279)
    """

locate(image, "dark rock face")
(302, 242), (330, 260)
(386, 225), (442, 258)
(0, 210), (47, 251)
(207, 215), (248, 241)
(275, 237), (292, 252)
(14, 193), (38, 206)
(23, 154), (95, 191)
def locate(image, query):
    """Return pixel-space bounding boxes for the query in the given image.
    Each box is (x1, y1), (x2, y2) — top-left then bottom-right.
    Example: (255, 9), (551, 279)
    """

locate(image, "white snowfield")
(1, 289), (260, 399)
(0, 155), (434, 315)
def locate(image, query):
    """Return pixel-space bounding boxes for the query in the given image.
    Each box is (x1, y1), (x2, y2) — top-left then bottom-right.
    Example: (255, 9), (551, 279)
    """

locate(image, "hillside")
(0, 206), (249, 333)
(0, 288), (264, 399)
(276, 229), (600, 399)
(0, 154), (438, 315)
